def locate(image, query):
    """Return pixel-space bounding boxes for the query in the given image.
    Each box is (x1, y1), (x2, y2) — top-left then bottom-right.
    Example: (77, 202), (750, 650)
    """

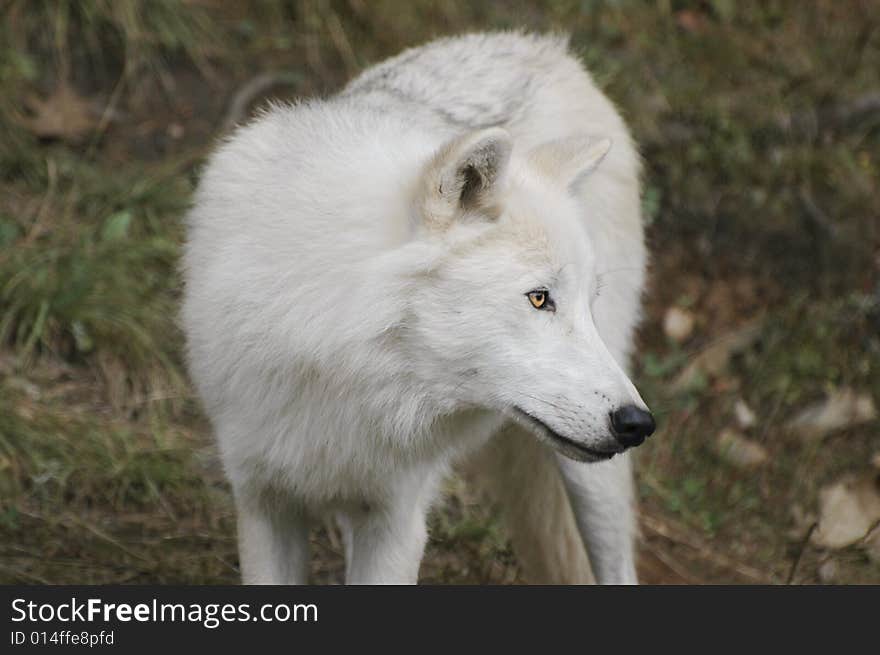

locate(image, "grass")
(1, 0), (878, 584)
(0, 159), (188, 407)
(0, 365), (235, 583)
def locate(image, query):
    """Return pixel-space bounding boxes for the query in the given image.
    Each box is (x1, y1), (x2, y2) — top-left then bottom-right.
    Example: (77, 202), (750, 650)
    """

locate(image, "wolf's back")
(342, 31), (628, 151)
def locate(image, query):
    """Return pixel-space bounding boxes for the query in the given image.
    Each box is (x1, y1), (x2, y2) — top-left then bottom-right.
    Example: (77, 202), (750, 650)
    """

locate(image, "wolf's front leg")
(235, 491), (311, 585)
(337, 498), (429, 585)
(555, 452), (638, 584)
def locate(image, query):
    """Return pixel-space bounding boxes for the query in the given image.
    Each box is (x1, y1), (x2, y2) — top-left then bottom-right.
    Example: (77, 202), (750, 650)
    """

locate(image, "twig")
(85, 67), (128, 158)
(63, 513), (151, 563)
(786, 522), (817, 585)
(640, 510), (770, 583)
(324, 10), (359, 76)
(859, 518), (880, 549)
(24, 158), (58, 245)
(639, 540), (702, 584)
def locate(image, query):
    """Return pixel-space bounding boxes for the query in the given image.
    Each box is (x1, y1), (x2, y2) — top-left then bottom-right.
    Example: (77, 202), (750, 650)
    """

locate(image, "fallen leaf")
(663, 306), (695, 343)
(716, 428), (768, 469)
(787, 388), (877, 442)
(734, 398), (757, 429)
(672, 321), (761, 391)
(22, 82), (98, 143)
(812, 473), (880, 549)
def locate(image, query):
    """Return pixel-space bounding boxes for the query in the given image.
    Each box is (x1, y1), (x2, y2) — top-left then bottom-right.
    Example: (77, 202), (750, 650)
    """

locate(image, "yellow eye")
(528, 290), (548, 309)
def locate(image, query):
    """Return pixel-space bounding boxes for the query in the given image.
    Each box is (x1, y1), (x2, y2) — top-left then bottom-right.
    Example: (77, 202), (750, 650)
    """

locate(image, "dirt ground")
(1, 1), (878, 584)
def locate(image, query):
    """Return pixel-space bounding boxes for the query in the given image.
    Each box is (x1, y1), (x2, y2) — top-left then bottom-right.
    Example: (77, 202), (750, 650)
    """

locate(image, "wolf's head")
(407, 127), (654, 462)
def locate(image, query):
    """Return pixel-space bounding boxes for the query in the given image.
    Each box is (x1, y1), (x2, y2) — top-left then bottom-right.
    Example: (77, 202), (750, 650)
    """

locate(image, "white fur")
(182, 32), (649, 585)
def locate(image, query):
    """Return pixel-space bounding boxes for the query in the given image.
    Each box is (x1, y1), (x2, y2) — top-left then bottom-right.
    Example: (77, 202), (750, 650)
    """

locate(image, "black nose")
(610, 405), (656, 448)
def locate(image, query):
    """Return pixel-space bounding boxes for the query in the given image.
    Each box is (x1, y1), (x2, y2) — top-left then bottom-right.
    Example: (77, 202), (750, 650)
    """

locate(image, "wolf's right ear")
(528, 134), (612, 192)
(420, 127), (512, 229)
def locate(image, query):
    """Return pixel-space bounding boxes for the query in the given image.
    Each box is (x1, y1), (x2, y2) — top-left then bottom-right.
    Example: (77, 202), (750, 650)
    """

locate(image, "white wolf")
(182, 32), (655, 585)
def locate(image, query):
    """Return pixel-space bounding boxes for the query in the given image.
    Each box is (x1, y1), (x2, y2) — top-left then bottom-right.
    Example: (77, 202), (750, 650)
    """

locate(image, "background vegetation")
(1, 0), (878, 584)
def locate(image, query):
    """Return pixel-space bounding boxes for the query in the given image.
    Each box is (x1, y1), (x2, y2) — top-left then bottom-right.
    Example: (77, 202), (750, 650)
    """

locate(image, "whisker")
(513, 391), (570, 413)
(595, 266), (642, 279)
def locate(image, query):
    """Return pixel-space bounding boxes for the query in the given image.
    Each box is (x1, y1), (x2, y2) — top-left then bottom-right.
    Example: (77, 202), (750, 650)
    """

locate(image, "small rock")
(817, 559), (837, 584)
(812, 473), (880, 549)
(871, 452), (880, 470)
(788, 388), (877, 441)
(716, 428), (769, 469)
(734, 399), (757, 430)
(663, 306), (695, 343)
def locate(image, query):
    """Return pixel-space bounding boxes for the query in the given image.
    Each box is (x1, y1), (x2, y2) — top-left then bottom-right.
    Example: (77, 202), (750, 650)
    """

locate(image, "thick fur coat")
(182, 32), (652, 584)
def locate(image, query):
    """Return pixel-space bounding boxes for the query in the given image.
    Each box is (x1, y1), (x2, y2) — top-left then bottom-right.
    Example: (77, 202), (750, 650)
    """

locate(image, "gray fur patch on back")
(341, 32), (570, 133)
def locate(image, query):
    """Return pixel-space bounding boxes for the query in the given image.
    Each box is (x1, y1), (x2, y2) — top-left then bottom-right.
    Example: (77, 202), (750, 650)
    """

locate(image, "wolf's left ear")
(528, 135), (612, 192)
(420, 127), (512, 229)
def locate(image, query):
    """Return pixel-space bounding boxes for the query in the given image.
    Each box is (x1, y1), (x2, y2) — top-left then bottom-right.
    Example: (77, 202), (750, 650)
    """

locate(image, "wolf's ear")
(420, 127), (512, 229)
(528, 135), (612, 191)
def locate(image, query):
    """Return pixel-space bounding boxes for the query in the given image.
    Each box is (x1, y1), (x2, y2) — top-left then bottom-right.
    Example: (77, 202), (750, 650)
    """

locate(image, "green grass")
(0, 371), (236, 583)
(0, 155), (190, 424)
(1, 0), (878, 583)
